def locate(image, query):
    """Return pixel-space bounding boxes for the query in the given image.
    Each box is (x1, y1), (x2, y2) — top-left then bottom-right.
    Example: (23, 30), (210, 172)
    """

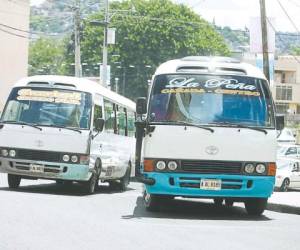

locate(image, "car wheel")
(8, 174), (21, 189)
(120, 163), (131, 192)
(244, 198), (268, 216)
(279, 178), (290, 192)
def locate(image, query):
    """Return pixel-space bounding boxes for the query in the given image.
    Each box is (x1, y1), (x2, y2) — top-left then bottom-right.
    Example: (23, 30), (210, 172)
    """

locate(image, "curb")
(267, 203), (300, 215)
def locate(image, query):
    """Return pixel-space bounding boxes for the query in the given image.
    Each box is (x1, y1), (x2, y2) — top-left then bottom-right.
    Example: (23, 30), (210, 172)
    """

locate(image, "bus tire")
(279, 178), (290, 192)
(83, 160), (101, 194)
(214, 198), (223, 207)
(143, 190), (162, 212)
(244, 198), (268, 216)
(8, 174), (21, 189)
(120, 163), (131, 192)
(225, 199), (234, 207)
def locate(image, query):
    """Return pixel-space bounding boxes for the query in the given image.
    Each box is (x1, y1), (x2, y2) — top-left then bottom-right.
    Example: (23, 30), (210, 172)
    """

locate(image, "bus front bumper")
(142, 172), (275, 198)
(0, 157), (92, 181)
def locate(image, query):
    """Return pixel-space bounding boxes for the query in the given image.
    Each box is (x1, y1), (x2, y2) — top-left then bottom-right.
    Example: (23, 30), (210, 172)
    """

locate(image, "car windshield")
(149, 74), (275, 128)
(1, 87), (92, 129)
(277, 146), (288, 156)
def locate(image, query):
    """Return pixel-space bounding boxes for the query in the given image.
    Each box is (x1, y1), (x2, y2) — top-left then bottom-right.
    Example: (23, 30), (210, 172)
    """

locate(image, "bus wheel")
(213, 198), (223, 207)
(84, 173), (98, 194)
(83, 161), (100, 194)
(143, 190), (162, 212)
(225, 199), (234, 207)
(279, 178), (290, 192)
(244, 198), (268, 216)
(120, 164), (131, 192)
(8, 174), (21, 189)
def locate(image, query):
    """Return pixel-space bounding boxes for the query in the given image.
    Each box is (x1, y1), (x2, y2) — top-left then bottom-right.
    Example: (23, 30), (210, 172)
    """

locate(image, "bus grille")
(181, 160), (242, 175)
(17, 149), (61, 162)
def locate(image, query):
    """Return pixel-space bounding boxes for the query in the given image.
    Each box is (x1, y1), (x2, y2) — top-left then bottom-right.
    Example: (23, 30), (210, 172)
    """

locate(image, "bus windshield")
(149, 74), (275, 128)
(1, 87), (92, 129)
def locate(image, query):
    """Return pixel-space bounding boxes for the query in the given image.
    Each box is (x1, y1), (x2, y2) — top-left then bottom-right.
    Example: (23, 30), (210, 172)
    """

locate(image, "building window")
(276, 86), (292, 101)
(282, 72), (286, 83)
(276, 103), (289, 114)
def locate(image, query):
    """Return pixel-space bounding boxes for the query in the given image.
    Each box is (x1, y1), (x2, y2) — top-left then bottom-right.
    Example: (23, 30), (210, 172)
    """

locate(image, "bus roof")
(154, 56), (266, 80)
(13, 75), (136, 111)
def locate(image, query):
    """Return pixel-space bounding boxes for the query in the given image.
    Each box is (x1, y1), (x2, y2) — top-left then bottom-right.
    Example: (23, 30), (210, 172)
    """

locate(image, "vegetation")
(30, 0), (230, 99)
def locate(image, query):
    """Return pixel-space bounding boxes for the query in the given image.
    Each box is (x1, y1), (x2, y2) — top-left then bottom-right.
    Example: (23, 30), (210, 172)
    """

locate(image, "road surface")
(0, 175), (298, 250)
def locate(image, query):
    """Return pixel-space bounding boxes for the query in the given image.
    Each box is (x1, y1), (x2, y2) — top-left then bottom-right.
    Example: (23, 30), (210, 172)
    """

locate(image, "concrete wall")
(0, 0), (30, 111)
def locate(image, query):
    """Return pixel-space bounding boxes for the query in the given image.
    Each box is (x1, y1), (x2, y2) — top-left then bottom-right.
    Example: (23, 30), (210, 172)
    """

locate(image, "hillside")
(30, 0), (300, 55)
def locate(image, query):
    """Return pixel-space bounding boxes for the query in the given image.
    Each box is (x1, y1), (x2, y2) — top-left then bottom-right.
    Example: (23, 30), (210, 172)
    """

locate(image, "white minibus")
(0, 75), (136, 194)
(135, 56), (284, 215)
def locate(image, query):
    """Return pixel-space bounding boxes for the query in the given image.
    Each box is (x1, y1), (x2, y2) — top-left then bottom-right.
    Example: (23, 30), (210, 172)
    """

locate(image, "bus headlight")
(71, 155), (78, 163)
(168, 161), (178, 171)
(256, 164), (266, 174)
(244, 163), (255, 174)
(62, 154), (70, 162)
(9, 150), (16, 158)
(156, 161), (166, 170)
(1, 149), (8, 157)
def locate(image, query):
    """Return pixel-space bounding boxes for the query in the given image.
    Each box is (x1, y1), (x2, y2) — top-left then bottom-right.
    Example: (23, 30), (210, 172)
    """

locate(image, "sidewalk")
(267, 190), (300, 215)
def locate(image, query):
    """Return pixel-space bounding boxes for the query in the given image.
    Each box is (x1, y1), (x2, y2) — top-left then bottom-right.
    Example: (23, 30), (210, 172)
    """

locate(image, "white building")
(0, 0), (30, 111)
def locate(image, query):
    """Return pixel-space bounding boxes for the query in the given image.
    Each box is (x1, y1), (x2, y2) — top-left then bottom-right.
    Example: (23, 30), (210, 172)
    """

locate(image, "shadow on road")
(0, 181), (134, 197)
(122, 196), (272, 221)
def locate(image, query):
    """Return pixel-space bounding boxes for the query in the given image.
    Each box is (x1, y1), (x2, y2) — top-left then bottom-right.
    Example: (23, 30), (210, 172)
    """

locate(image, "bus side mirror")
(276, 114), (285, 131)
(136, 97), (147, 115)
(94, 118), (105, 132)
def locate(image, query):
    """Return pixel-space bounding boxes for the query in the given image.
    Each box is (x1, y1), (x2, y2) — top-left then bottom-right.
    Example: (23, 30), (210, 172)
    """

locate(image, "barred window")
(276, 86), (292, 101)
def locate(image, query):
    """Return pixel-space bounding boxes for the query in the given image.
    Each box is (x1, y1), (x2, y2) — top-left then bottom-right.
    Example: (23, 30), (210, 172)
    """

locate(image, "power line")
(0, 26), (29, 39)
(277, 0), (300, 34)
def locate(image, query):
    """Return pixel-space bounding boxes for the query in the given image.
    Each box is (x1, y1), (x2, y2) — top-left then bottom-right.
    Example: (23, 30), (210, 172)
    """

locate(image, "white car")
(275, 158), (300, 191)
(277, 145), (300, 158)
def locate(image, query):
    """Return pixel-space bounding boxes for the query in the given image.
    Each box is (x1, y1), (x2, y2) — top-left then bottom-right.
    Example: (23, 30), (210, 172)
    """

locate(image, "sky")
(30, 0), (300, 32)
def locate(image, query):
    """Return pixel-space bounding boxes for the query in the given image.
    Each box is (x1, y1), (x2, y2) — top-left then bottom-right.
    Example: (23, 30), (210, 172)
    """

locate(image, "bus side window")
(93, 105), (103, 129)
(117, 107), (126, 136)
(104, 100), (115, 133)
(113, 104), (118, 134)
(127, 110), (135, 137)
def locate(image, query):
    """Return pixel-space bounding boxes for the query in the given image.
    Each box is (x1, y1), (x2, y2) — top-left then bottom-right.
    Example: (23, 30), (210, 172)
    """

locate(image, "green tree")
(291, 46), (300, 55)
(29, 37), (66, 75)
(65, 0), (230, 99)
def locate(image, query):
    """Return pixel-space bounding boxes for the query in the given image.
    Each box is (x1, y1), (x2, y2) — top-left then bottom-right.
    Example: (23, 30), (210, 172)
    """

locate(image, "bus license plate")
(30, 164), (44, 173)
(200, 179), (221, 190)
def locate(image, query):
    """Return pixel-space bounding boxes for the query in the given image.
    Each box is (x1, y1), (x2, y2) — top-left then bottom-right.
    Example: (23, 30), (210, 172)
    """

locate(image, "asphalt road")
(0, 175), (298, 250)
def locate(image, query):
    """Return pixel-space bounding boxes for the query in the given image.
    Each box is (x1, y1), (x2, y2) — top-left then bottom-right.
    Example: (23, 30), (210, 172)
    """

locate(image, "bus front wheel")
(8, 174), (21, 189)
(244, 198), (268, 216)
(143, 190), (163, 212)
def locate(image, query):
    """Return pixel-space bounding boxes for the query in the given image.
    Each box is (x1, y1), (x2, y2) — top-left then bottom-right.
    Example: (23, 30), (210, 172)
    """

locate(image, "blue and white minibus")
(0, 75), (136, 194)
(135, 57), (284, 215)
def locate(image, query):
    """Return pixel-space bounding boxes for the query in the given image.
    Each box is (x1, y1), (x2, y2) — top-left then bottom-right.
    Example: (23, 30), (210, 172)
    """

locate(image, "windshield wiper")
(210, 122), (268, 135)
(40, 124), (82, 134)
(1, 121), (42, 131)
(154, 120), (214, 133)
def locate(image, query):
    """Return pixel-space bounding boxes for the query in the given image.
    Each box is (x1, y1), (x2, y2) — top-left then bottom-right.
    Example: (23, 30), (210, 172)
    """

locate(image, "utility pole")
(102, 0), (109, 87)
(259, 0), (270, 82)
(74, 0), (82, 77)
